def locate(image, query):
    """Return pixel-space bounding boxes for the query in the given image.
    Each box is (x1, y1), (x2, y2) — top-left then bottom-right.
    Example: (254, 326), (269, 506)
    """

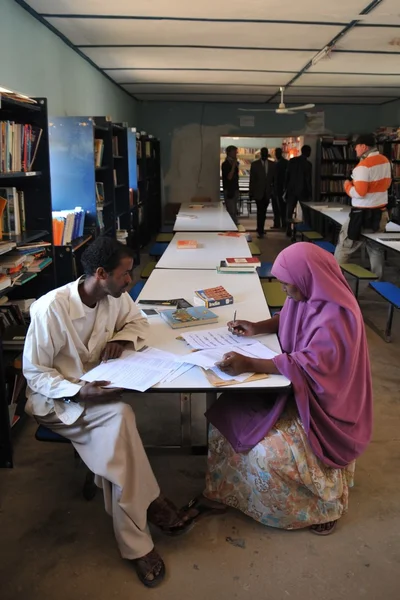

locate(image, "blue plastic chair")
(149, 242), (169, 258)
(314, 241), (336, 254)
(129, 281), (145, 301)
(256, 262), (275, 280)
(369, 282), (400, 342)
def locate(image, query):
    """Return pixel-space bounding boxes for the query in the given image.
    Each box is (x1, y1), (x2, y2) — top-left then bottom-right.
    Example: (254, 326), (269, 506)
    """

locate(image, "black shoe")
(286, 228), (292, 238)
(271, 225), (280, 230)
(257, 233), (264, 239)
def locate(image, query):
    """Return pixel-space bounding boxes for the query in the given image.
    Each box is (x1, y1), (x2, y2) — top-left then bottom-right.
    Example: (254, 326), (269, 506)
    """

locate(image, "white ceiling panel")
(82, 47), (314, 71)
(286, 86), (400, 97)
(284, 96), (394, 104)
(134, 94), (273, 103)
(294, 73), (400, 86)
(357, 0), (400, 25)
(27, 0), (368, 22)
(107, 70), (294, 86)
(309, 53), (400, 75)
(45, 18), (340, 49)
(45, 18), (339, 49)
(336, 27), (400, 52)
(122, 84), (280, 95)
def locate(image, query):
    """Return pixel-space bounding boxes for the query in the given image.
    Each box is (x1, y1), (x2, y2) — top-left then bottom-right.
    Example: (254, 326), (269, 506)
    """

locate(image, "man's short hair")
(275, 148), (283, 158)
(301, 145), (312, 157)
(81, 236), (134, 276)
(226, 145), (238, 154)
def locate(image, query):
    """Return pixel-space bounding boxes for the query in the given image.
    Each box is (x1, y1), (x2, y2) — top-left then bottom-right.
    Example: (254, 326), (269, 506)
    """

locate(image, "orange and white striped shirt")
(345, 150), (391, 209)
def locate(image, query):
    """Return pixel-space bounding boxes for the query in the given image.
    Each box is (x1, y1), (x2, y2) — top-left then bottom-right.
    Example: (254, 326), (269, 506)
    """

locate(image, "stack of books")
(0, 187), (27, 235)
(217, 257), (260, 274)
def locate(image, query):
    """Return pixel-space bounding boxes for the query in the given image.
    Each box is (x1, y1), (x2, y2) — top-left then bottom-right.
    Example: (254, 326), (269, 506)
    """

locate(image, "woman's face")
(279, 280), (305, 302)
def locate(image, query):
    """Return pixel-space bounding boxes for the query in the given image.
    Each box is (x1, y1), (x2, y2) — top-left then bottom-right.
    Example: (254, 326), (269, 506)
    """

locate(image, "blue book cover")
(160, 306), (218, 329)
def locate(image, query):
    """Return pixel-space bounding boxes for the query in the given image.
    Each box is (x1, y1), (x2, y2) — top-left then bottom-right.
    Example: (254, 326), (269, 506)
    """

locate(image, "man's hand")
(227, 319), (258, 337)
(78, 381), (124, 402)
(215, 352), (254, 376)
(344, 179), (351, 189)
(100, 341), (127, 362)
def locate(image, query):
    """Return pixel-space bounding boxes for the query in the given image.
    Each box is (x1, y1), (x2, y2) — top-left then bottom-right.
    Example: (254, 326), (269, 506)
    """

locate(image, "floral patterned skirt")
(205, 408), (355, 530)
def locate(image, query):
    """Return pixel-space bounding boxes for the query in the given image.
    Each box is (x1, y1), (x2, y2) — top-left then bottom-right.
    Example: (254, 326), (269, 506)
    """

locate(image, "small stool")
(237, 224), (246, 232)
(302, 231), (323, 242)
(314, 241), (336, 254)
(340, 263), (378, 299)
(248, 241), (261, 256)
(149, 242), (169, 258)
(35, 425), (97, 501)
(156, 233), (174, 243)
(261, 281), (286, 308)
(141, 261), (157, 279)
(369, 281), (400, 342)
(257, 262), (275, 280)
(129, 280), (145, 301)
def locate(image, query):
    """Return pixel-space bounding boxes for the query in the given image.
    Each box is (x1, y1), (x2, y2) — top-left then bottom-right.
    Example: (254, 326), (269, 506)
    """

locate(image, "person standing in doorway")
(334, 134), (391, 279)
(285, 145), (312, 237)
(221, 145), (239, 225)
(272, 147), (289, 229)
(249, 147), (277, 238)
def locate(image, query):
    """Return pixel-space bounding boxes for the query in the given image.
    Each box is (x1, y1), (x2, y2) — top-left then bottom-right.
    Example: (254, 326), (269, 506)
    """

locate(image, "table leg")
(180, 393), (192, 447)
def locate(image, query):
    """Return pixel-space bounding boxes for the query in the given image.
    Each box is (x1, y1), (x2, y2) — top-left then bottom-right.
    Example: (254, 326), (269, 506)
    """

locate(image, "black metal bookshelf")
(136, 132), (162, 246)
(0, 95), (56, 468)
(316, 137), (357, 205)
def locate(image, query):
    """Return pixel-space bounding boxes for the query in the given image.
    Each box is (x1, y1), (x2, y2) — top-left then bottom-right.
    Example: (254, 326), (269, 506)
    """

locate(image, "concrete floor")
(1, 225), (400, 600)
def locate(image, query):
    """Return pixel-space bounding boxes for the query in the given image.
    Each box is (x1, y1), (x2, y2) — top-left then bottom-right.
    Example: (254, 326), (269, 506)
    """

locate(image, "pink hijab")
(271, 243), (373, 468)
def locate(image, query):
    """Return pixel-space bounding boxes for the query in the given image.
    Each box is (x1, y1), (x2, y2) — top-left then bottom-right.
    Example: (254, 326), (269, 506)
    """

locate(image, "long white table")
(302, 202), (350, 226)
(362, 232), (400, 254)
(156, 232), (251, 270)
(174, 202), (237, 232)
(137, 269), (291, 446)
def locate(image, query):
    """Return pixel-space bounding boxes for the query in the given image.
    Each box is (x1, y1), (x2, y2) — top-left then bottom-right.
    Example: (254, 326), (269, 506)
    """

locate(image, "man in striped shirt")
(334, 134), (391, 279)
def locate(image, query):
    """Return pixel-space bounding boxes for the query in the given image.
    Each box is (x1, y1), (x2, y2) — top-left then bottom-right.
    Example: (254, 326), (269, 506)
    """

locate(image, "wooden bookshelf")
(316, 137), (357, 205)
(0, 94), (56, 468)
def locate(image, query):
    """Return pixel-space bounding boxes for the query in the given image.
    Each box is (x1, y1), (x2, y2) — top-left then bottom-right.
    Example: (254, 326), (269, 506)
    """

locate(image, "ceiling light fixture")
(311, 46), (333, 67)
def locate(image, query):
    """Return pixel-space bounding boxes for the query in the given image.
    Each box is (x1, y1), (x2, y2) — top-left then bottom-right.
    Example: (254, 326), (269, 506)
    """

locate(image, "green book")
(160, 306), (218, 329)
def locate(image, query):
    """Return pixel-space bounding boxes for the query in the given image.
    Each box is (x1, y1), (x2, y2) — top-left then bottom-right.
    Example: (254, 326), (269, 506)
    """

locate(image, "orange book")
(52, 218), (65, 246)
(177, 240), (198, 249)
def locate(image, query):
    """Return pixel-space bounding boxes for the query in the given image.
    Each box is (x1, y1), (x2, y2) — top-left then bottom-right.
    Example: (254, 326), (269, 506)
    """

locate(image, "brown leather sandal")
(133, 549), (165, 588)
(310, 520), (338, 536)
(147, 495), (193, 536)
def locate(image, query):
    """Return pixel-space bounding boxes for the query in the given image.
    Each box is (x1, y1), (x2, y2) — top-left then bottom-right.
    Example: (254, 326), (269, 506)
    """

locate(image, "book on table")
(194, 286), (233, 309)
(226, 257), (261, 267)
(177, 240), (198, 249)
(160, 306), (218, 329)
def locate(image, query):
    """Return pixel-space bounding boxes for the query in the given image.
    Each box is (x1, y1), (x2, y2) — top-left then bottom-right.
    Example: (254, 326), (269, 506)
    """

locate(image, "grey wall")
(0, 0), (137, 123)
(138, 101), (381, 205)
(379, 100), (400, 126)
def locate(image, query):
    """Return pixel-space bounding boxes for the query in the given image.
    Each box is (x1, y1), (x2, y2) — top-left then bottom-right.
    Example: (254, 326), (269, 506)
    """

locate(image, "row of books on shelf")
(112, 136), (119, 156)
(0, 121), (42, 173)
(321, 146), (356, 160)
(0, 241), (52, 290)
(321, 181), (346, 193)
(0, 187), (26, 236)
(391, 145), (400, 160)
(320, 164), (353, 177)
(393, 164), (400, 178)
(52, 207), (85, 246)
(94, 139), (104, 168)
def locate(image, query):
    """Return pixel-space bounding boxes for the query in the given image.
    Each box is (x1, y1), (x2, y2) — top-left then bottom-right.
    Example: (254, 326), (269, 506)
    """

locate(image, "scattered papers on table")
(181, 327), (256, 349)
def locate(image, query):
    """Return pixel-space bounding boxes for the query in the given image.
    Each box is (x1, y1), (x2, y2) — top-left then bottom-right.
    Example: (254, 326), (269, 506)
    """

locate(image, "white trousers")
(37, 400), (160, 560)
(334, 211), (388, 280)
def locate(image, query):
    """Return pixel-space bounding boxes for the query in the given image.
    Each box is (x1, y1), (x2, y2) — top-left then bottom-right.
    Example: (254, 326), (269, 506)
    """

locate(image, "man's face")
(355, 144), (368, 158)
(97, 257), (134, 298)
(228, 148), (238, 160)
(261, 149), (268, 160)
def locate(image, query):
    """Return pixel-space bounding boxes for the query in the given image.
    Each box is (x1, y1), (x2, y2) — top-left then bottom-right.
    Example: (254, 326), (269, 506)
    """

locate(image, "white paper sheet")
(181, 327), (256, 350)
(160, 363), (194, 383)
(179, 341), (278, 370)
(81, 350), (178, 392)
(385, 222), (400, 233)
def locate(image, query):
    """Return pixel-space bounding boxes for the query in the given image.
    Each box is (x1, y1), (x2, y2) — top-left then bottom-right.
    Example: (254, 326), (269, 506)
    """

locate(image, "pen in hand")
(233, 310), (237, 324)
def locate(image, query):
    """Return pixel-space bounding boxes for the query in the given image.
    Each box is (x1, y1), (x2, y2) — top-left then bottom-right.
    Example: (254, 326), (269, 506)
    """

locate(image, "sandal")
(147, 495), (193, 537)
(180, 495), (228, 526)
(133, 549), (165, 588)
(310, 520), (337, 536)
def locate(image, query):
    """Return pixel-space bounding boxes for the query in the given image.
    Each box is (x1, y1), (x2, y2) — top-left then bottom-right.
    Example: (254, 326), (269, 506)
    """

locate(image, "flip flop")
(310, 520), (338, 536)
(148, 495), (194, 537)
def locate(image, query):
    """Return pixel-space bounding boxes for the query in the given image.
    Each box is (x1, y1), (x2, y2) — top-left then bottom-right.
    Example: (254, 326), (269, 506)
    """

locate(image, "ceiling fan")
(239, 87), (315, 115)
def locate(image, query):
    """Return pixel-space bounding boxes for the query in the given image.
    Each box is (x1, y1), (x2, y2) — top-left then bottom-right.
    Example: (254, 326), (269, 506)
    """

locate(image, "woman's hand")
(216, 352), (254, 376)
(227, 320), (258, 337)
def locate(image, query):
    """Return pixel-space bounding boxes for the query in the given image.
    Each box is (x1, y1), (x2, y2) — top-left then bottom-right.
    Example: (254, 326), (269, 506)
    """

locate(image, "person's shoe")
(286, 228), (292, 238)
(271, 225), (280, 230)
(257, 232), (264, 239)
(132, 549), (166, 588)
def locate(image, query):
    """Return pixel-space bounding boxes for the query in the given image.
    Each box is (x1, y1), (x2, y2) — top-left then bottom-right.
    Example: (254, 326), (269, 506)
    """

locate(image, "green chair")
(302, 231), (323, 242)
(340, 264), (378, 299)
(156, 233), (174, 243)
(141, 261), (157, 279)
(248, 241), (261, 256)
(261, 281), (286, 309)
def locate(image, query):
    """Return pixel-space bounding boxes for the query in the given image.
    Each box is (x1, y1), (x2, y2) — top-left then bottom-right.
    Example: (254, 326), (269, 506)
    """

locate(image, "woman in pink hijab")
(182, 243), (373, 535)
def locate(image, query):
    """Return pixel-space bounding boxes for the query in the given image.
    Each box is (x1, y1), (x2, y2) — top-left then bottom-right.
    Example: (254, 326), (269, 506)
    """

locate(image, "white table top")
(156, 232), (252, 270)
(174, 203), (238, 232)
(303, 202), (350, 226)
(362, 232), (400, 253)
(137, 269), (290, 391)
